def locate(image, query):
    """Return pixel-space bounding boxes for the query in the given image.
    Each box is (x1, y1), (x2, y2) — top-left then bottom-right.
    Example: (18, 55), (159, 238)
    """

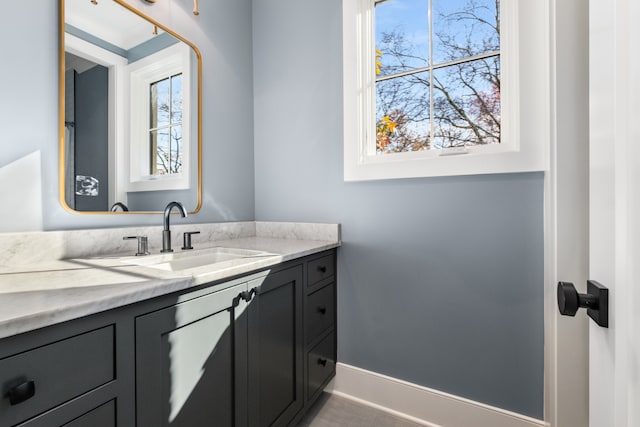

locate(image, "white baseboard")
(326, 363), (547, 427)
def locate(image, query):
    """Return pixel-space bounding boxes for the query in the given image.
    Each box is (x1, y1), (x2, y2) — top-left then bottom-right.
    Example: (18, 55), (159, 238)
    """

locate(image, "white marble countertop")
(0, 223), (340, 339)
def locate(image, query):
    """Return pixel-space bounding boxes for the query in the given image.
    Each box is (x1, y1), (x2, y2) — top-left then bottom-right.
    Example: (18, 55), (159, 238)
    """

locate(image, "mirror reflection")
(61, 0), (201, 213)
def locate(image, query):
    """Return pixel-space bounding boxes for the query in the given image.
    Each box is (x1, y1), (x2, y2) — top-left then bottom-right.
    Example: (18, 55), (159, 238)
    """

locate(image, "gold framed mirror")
(59, 0), (202, 213)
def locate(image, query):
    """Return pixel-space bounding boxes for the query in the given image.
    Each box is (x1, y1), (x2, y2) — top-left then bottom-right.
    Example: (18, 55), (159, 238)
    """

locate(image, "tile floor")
(296, 393), (425, 427)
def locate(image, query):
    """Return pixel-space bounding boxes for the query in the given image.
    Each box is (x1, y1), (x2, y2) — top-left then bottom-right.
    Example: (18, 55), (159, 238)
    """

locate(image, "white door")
(588, 0), (640, 424)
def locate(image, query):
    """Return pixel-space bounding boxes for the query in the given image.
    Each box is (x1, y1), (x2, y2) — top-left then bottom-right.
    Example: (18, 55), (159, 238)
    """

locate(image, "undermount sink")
(121, 247), (277, 272)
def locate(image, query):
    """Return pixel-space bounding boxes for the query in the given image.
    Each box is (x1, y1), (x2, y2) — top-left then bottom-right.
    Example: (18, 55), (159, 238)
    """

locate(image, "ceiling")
(65, 0), (165, 50)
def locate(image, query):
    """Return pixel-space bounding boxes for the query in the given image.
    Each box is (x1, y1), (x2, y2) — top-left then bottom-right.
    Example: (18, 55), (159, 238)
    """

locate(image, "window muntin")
(374, 0), (501, 153)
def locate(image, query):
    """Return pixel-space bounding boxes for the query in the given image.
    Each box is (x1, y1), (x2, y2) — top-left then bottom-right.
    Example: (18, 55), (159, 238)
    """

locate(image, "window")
(343, 0), (549, 181)
(127, 43), (191, 192)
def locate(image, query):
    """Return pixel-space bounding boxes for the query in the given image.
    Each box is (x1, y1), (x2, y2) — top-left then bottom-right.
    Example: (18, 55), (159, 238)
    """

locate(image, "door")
(588, 0), (640, 424)
(247, 266), (304, 427)
(136, 282), (248, 427)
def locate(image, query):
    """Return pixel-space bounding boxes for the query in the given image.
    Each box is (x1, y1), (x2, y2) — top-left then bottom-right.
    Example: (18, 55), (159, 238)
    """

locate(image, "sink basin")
(122, 247), (277, 272)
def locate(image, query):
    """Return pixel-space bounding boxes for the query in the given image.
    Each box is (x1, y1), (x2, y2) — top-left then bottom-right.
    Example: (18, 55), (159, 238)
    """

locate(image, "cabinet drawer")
(62, 400), (115, 427)
(0, 326), (115, 426)
(16, 398), (116, 427)
(307, 254), (335, 287)
(305, 283), (335, 344)
(307, 332), (336, 400)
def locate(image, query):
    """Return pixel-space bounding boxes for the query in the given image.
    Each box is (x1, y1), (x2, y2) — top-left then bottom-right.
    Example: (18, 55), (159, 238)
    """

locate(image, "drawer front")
(307, 332), (336, 400)
(0, 326), (115, 426)
(62, 400), (115, 427)
(305, 283), (335, 344)
(17, 396), (116, 427)
(307, 254), (335, 287)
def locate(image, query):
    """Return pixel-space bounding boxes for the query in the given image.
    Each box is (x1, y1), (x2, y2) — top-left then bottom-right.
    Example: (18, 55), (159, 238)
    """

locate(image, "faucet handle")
(124, 236), (150, 256)
(182, 231), (200, 250)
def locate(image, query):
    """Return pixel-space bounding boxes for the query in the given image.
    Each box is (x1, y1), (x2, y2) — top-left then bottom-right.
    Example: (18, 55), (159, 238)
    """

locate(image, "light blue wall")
(252, 0), (544, 419)
(0, 0), (255, 230)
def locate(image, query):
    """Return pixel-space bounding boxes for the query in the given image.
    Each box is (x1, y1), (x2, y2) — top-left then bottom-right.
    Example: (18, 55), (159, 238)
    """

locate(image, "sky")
(375, 0), (499, 73)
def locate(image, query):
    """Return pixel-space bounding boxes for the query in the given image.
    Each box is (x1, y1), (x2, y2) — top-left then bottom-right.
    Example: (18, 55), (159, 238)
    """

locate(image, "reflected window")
(128, 43), (192, 192)
(149, 73), (183, 176)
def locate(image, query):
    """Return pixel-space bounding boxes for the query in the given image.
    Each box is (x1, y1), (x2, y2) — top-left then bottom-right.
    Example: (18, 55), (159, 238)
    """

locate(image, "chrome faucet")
(161, 201), (187, 253)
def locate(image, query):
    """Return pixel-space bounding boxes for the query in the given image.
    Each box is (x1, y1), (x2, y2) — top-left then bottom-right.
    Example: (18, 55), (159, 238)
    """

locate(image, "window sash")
(374, 0), (502, 154)
(149, 74), (183, 176)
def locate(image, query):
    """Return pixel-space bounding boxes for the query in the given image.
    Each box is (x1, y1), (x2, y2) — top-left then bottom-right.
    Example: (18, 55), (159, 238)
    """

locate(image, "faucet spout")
(110, 202), (129, 212)
(161, 201), (187, 253)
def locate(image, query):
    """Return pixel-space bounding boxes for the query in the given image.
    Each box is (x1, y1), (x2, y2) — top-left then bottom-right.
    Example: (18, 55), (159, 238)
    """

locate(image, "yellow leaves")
(384, 116), (397, 132)
(375, 49), (383, 75)
(379, 115), (397, 133)
(376, 114), (398, 151)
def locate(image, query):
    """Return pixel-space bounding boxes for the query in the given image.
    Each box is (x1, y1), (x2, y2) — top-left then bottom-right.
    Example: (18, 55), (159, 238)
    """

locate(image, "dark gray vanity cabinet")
(247, 266), (304, 427)
(133, 253), (335, 427)
(0, 249), (337, 427)
(135, 280), (249, 427)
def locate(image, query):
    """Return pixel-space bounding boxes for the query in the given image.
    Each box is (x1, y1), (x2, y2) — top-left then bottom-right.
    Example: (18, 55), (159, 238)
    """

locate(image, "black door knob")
(557, 280), (608, 328)
(557, 282), (594, 316)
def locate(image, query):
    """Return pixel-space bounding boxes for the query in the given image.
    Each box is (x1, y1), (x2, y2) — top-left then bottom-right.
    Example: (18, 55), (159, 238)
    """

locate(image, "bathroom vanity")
(0, 223), (339, 427)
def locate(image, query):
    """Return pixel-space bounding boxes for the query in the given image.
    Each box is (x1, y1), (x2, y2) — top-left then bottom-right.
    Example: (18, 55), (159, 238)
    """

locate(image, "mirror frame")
(58, 0), (202, 214)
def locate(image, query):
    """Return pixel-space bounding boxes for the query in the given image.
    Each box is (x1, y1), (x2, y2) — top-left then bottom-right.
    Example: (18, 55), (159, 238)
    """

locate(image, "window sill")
(344, 145), (547, 181)
(127, 174), (190, 192)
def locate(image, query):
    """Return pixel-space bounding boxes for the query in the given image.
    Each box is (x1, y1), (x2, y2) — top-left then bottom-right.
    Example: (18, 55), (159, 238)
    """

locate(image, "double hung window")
(128, 43), (191, 192)
(343, 0), (548, 181)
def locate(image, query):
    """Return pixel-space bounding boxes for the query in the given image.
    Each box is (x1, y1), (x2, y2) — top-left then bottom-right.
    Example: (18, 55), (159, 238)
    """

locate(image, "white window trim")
(343, 0), (550, 181)
(126, 43), (191, 192)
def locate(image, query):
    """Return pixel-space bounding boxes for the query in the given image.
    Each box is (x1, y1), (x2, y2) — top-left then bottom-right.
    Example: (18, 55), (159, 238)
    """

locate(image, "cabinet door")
(136, 282), (249, 427)
(248, 266), (304, 427)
